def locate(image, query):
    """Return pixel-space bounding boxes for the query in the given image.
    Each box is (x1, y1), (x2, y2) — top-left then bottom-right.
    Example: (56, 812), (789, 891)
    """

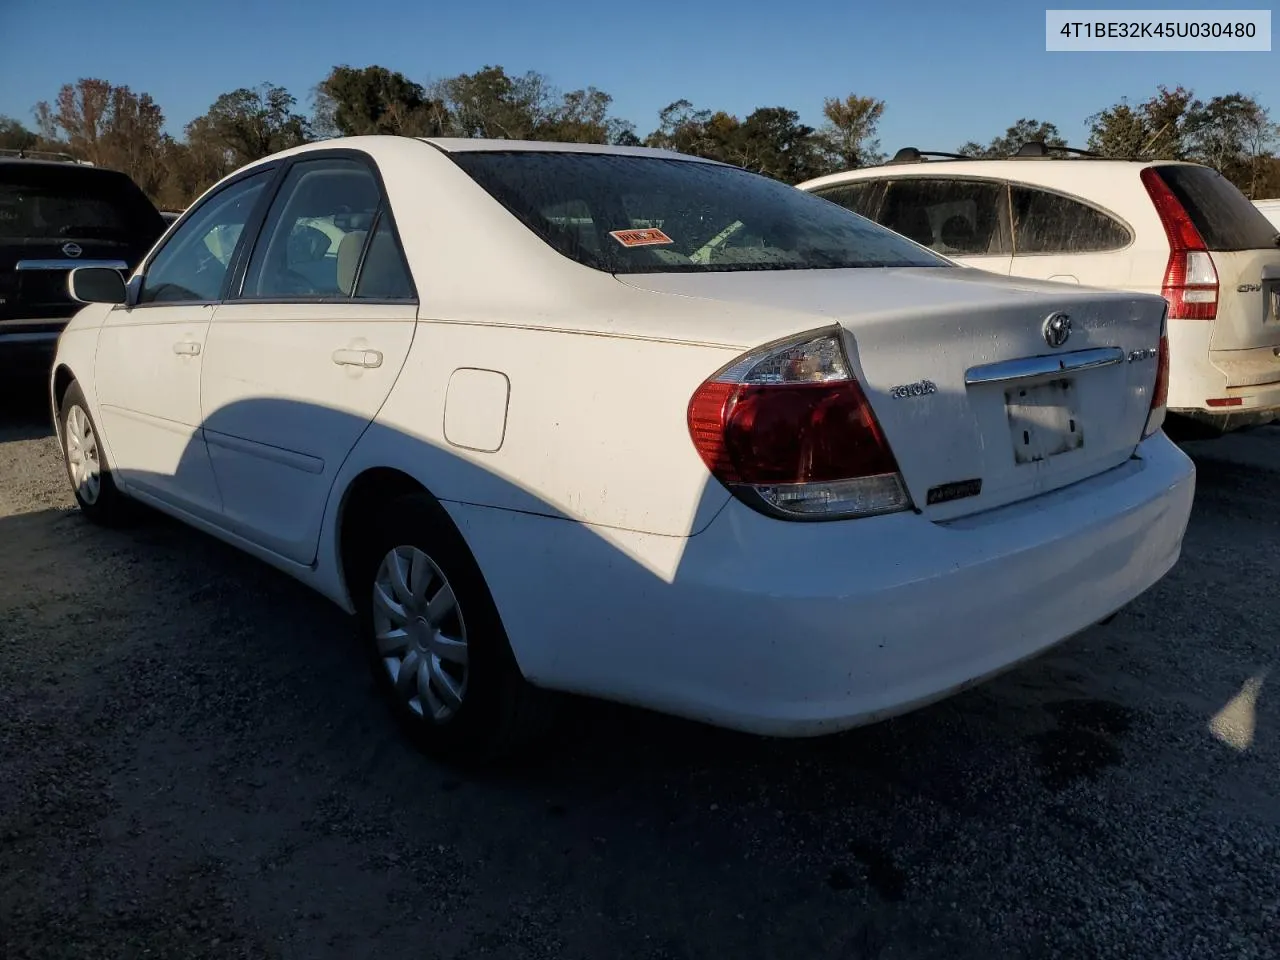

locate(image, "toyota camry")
(51, 136), (1195, 764)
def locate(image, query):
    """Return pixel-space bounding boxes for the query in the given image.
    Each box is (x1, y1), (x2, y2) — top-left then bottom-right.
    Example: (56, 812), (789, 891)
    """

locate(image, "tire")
(59, 381), (135, 527)
(351, 491), (551, 766)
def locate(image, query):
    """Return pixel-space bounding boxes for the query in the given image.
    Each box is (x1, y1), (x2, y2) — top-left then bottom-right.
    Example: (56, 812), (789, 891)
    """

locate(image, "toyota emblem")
(1042, 312), (1071, 348)
(61, 242), (82, 258)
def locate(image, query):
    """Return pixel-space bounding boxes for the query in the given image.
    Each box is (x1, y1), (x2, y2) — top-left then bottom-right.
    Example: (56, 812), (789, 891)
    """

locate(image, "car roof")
(246, 134), (723, 168)
(423, 137), (723, 164)
(798, 158), (1204, 192)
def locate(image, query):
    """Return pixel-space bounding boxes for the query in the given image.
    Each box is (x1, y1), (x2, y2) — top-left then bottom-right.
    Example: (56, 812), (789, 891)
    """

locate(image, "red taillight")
(1143, 333), (1170, 439)
(1141, 167), (1218, 320)
(1152, 335), (1169, 409)
(687, 328), (911, 520)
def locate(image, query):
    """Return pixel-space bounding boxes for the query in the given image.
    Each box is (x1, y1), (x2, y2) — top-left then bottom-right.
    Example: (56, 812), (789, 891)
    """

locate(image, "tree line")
(1, 66), (1276, 210)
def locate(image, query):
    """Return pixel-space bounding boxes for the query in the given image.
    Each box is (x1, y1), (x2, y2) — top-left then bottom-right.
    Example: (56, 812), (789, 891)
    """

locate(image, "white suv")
(798, 146), (1280, 434)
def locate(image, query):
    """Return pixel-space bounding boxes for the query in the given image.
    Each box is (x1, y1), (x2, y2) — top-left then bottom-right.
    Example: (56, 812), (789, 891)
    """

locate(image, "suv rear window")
(450, 152), (948, 273)
(1150, 165), (1279, 251)
(0, 165), (164, 242)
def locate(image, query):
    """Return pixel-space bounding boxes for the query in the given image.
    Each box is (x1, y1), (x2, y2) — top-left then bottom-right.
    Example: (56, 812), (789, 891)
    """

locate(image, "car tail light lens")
(1141, 167), (1218, 320)
(687, 328), (912, 520)
(1143, 331), (1170, 439)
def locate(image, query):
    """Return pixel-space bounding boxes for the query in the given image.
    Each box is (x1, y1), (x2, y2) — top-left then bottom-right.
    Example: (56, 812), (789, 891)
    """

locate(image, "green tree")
(958, 118), (1067, 158)
(534, 86), (613, 143)
(33, 78), (167, 193)
(818, 94), (885, 170)
(0, 116), (38, 152)
(1087, 85), (1195, 159)
(185, 83), (311, 174)
(438, 65), (549, 140)
(735, 106), (826, 183)
(607, 119), (642, 146)
(645, 99), (715, 154)
(645, 101), (824, 182)
(314, 65), (449, 138)
(1184, 93), (1278, 196)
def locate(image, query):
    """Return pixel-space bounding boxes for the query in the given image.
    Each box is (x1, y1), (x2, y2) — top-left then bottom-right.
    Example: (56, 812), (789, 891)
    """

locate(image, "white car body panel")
(49, 136), (1197, 737)
(200, 302), (418, 565)
(1254, 198), (1280, 229)
(800, 161), (1280, 426)
(450, 432), (1191, 733)
(94, 302), (223, 517)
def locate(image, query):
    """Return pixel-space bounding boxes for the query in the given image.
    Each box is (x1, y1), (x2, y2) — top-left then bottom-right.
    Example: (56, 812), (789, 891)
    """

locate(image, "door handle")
(332, 348), (383, 369)
(173, 340), (201, 356)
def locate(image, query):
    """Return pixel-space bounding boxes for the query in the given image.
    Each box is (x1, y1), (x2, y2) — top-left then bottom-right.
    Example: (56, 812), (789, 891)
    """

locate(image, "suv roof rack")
(0, 147), (94, 165)
(1011, 141), (1100, 159)
(887, 147), (970, 165)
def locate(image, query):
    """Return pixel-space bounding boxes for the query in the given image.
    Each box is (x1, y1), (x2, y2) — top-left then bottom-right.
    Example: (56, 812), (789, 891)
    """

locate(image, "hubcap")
(371, 545), (469, 723)
(64, 404), (101, 505)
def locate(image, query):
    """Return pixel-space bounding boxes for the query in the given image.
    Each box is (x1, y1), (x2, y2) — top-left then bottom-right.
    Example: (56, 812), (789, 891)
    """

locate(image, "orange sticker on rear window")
(609, 228), (673, 248)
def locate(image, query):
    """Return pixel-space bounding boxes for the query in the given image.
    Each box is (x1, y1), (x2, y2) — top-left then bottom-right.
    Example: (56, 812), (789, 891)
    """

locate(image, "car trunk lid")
(617, 267), (1167, 519)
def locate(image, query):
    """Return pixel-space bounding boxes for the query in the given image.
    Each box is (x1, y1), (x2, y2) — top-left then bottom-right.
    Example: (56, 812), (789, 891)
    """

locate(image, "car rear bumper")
(0, 323), (62, 380)
(452, 433), (1196, 737)
(1171, 376), (1280, 431)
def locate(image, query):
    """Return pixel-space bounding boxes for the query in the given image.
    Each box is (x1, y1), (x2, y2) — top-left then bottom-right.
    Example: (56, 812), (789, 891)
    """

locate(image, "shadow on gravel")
(3, 400), (1276, 960)
(0, 382), (54, 443)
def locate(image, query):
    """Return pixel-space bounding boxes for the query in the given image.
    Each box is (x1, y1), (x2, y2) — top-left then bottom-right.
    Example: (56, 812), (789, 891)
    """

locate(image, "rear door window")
(1009, 185), (1132, 255)
(809, 181), (885, 220)
(239, 158), (383, 299)
(1150, 164), (1279, 251)
(875, 178), (1010, 255)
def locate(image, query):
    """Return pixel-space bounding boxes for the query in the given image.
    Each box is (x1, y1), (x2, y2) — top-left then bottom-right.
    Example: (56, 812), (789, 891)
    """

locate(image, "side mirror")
(68, 267), (127, 305)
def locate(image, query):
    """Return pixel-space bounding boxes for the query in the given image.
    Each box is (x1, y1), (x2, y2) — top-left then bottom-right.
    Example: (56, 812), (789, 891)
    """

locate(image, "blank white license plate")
(1005, 378), (1084, 464)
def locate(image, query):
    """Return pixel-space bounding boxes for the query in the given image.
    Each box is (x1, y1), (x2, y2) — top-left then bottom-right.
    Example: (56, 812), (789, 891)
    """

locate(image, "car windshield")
(0, 167), (163, 242)
(450, 151), (950, 274)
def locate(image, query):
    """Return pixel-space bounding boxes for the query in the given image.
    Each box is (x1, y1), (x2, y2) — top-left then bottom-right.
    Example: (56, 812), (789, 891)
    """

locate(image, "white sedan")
(52, 136), (1195, 764)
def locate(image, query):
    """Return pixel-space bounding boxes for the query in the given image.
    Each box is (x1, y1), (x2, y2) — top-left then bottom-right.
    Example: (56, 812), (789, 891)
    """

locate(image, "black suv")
(1, 152), (166, 382)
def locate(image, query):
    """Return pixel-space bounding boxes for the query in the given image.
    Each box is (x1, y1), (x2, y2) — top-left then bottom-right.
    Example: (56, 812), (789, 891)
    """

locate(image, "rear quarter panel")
(346, 320), (739, 539)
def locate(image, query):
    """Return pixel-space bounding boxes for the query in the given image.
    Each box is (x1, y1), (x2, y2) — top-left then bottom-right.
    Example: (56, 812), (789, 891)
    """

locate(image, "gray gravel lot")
(2, 386), (1278, 960)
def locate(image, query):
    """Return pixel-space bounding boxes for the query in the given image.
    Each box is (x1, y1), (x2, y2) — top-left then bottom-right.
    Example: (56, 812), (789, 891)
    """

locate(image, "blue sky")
(1, 0), (1274, 153)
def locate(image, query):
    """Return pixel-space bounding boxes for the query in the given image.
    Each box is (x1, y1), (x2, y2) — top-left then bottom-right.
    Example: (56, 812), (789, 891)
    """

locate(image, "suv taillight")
(687, 328), (912, 520)
(1141, 167), (1218, 320)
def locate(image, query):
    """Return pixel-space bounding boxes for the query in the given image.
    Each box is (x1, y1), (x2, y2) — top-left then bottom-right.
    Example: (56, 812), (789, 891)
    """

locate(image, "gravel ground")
(2, 386), (1278, 960)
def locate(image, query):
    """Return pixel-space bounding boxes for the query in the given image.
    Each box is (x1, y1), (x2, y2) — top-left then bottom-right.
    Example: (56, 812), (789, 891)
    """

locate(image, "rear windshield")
(0, 166), (164, 243)
(1151, 164), (1279, 251)
(450, 152), (949, 273)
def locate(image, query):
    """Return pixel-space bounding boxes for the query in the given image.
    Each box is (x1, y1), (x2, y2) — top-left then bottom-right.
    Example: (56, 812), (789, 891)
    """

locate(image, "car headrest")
(336, 230), (368, 295)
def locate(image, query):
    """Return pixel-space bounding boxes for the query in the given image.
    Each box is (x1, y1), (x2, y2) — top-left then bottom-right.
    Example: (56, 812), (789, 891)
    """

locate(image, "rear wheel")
(59, 381), (134, 526)
(352, 492), (550, 766)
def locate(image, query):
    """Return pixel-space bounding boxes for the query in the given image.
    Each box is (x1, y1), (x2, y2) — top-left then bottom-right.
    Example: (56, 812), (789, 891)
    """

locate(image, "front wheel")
(59, 381), (134, 526)
(353, 492), (551, 766)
